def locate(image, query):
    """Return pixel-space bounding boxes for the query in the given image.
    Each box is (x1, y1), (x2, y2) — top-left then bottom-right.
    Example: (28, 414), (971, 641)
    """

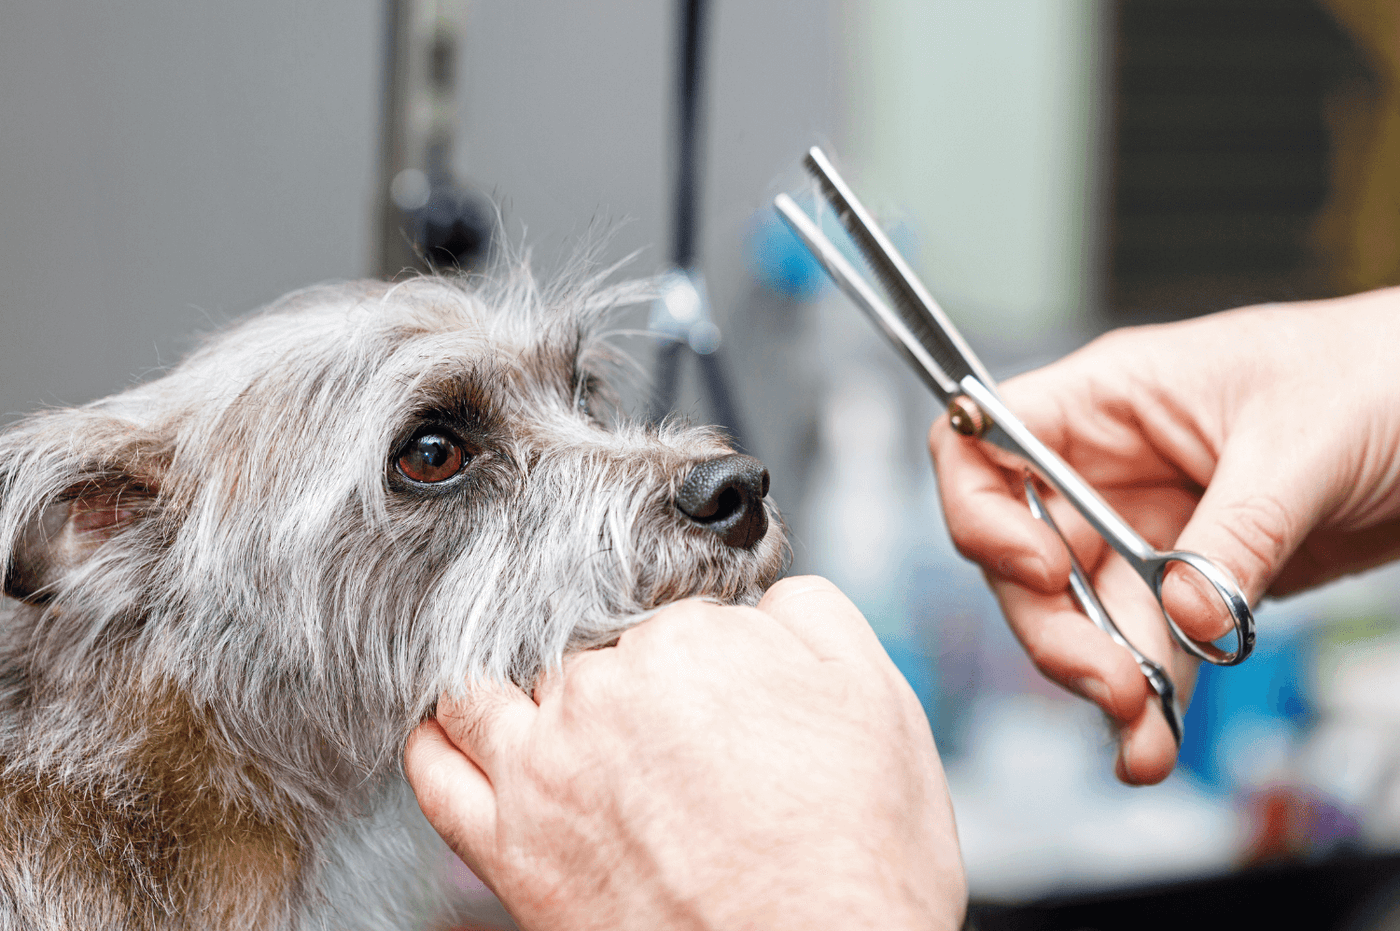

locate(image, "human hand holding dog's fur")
(929, 287), (1400, 786)
(405, 575), (967, 931)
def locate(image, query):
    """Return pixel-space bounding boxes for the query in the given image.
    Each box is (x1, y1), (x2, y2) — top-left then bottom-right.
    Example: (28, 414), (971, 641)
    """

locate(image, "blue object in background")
(884, 638), (939, 718)
(865, 539), (998, 759)
(745, 211), (831, 302)
(746, 204), (922, 303)
(1177, 630), (1313, 792)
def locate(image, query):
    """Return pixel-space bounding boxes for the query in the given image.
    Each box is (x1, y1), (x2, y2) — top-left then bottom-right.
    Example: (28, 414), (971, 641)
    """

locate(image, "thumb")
(404, 679), (538, 876)
(404, 719), (497, 861)
(437, 677), (540, 779)
(1165, 430), (1323, 641)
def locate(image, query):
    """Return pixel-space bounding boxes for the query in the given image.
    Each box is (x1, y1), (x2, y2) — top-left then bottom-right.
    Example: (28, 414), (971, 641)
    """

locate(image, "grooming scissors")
(774, 147), (1257, 745)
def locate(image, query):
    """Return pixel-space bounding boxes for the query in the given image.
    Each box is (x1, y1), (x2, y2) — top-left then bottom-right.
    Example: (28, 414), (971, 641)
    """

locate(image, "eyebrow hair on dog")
(407, 366), (500, 432)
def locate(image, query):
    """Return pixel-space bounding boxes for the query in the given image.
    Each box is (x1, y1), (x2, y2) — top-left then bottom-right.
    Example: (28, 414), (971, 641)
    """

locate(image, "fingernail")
(1115, 742), (1131, 783)
(1073, 677), (1110, 706)
(1162, 565), (1231, 640)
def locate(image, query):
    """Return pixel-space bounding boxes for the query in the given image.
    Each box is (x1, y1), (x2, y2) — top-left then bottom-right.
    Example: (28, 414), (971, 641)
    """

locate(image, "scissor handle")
(959, 376), (1256, 667)
(1139, 551), (1255, 666)
(1025, 480), (1184, 744)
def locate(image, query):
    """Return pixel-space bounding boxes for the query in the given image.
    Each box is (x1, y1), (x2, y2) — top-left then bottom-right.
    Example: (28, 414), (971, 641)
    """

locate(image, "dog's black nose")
(675, 454), (770, 550)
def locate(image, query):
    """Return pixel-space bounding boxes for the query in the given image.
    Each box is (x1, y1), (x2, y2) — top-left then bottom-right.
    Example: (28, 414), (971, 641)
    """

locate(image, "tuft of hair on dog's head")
(0, 252), (784, 792)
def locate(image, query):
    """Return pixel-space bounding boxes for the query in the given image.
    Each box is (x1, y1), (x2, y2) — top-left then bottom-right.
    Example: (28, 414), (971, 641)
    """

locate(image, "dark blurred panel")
(1106, 0), (1372, 321)
(970, 851), (1400, 931)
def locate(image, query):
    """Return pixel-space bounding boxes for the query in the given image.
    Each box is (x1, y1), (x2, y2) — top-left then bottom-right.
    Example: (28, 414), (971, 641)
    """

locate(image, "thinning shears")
(774, 147), (1256, 745)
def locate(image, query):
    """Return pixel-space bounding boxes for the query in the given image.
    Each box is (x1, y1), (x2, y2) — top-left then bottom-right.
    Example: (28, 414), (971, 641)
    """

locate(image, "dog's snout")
(675, 454), (770, 550)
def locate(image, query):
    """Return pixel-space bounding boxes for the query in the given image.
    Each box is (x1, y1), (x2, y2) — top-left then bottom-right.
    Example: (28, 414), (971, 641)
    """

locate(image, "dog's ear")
(0, 412), (163, 604)
(5, 480), (158, 603)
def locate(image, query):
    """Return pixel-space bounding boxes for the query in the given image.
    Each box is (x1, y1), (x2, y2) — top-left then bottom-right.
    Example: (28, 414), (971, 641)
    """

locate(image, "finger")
(531, 646), (611, 708)
(992, 571), (1185, 785)
(989, 576), (1149, 725)
(404, 719), (497, 861)
(1166, 428), (1324, 641)
(1039, 483), (1115, 573)
(1064, 554), (1188, 785)
(1115, 702), (1179, 786)
(929, 423), (1071, 593)
(436, 678), (539, 780)
(1092, 548), (1179, 663)
(531, 661), (567, 707)
(755, 576), (885, 663)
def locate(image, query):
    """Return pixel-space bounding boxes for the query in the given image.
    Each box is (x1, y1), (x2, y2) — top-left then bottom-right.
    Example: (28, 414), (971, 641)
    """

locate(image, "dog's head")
(0, 264), (786, 778)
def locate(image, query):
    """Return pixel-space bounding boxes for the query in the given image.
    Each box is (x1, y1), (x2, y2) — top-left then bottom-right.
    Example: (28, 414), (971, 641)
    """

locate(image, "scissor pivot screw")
(948, 396), (988, 437)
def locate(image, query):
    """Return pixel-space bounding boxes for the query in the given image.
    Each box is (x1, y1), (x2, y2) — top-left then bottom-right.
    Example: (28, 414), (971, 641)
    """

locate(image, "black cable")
(671, 0), (705, 270)
(697, 351), (746, 449)
(650, 0), (709, 424)
(651, 341), (687, 424)
(651, 0), (748, 451)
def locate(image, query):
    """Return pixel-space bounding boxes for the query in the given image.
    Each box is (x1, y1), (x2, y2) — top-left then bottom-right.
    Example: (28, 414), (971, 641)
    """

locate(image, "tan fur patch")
(0, 685), (302, 929)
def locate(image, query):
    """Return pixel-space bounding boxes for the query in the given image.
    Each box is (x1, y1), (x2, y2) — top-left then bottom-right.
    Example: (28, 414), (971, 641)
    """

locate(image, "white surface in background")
(808, 361), (907, 592)
(843, 0), (1107, 340)
(948, 695), (1244, 901)
(1321, 634), (1400, 720)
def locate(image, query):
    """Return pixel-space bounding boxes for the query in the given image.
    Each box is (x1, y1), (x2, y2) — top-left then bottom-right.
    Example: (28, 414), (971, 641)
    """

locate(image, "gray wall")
(0, 0), (381, 419)
(0, 0), (844, 553)
(0, 1), (839, 428)
(434, 0), (841, 515)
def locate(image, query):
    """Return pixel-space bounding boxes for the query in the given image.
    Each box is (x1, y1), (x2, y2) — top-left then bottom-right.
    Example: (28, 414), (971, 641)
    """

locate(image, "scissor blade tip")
(802, 147), (830, 174)
(772, 194), (801, 219)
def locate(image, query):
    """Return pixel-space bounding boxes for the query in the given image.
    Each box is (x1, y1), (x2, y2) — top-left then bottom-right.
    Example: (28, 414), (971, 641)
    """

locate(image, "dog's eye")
(397, 432), (467, 484)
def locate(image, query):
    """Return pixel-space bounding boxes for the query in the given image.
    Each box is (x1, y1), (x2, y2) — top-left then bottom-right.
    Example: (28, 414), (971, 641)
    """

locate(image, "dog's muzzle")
(675, 454), (770, 550)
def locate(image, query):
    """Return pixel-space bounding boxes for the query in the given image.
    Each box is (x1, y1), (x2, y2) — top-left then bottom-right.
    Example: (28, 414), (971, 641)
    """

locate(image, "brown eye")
(397, 432), (467, 484)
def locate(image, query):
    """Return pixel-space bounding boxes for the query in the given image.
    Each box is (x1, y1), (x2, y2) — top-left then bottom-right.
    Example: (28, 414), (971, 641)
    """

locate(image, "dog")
(0, 260), (787, 930)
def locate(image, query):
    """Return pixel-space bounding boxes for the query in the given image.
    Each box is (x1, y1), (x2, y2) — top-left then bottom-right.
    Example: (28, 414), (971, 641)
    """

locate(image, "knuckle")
(951, 538), (981, 566)
(771, 574), (838, 596)
(1212, 493), (1295, 585)
(557, 650), (613, 704)
(648, 597), (718, 629)
(1015, 614), (1106, 687)
(1017, 627), (1061, 680)
(434, 697), (471, 738)
(1086, 323), (1151, 360)
(616, 602), (709, 654)
(456, 705), (496, 755)
(446, 684), (512, 752)
(1026, 649), (1061, 683)
(758, 574), (839, 606)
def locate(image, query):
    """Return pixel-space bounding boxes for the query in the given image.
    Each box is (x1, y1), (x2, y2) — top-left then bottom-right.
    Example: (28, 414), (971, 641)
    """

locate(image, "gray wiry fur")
(0, 260), (787, 930)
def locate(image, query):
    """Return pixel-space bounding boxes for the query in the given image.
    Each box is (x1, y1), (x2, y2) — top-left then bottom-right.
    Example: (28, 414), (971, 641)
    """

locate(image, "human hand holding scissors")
(776, 148), (1261, 782)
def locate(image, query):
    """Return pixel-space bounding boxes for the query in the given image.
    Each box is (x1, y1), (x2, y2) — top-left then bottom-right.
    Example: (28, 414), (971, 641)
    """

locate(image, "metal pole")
(374, 0), (488, 278)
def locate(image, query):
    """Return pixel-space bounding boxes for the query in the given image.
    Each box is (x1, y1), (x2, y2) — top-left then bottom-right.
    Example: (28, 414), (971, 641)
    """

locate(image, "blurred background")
(4, 0), (1400, 927)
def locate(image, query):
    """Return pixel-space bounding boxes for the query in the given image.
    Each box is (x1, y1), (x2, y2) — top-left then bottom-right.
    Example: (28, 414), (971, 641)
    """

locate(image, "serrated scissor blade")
(799, 146), (1000, 401)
